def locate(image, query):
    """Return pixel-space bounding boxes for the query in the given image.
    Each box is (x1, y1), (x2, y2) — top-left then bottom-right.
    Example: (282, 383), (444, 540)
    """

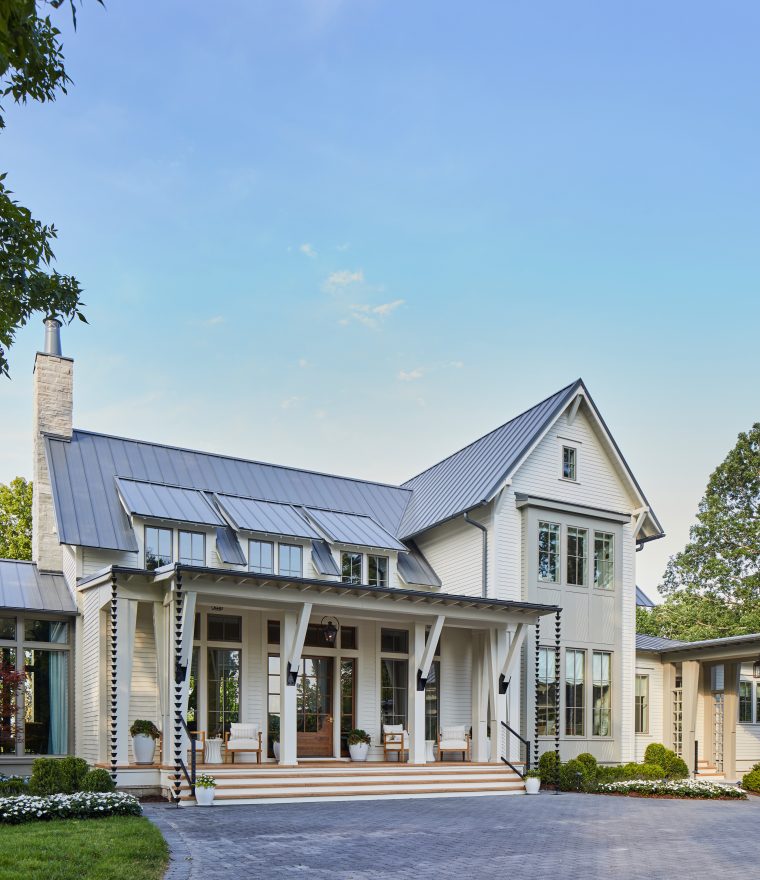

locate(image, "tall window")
(267, 655), (280, 758)
(368, 555), (388, 588)
(179, 530), (205, 566)
(565, 649), (585, 736)
(341, 552), (362, 584)
(538, 522), (560, 583)
(380, 628), (408, 729)
(144, 526), (172, 570)
(249, 540), (274, 574)
(593, 532), (614, 589)
(635, 674), (650, 734)
(207, 648), (240, 738)
(566, 527), (588, 586)
(340, 659), (356, 756)
(592, 651), (612, 736)
(279, 544), (303, 578)
(537, 646), (558, 736)
(425, 660), (441, 740)
(562, 446), (577, 480)
(739, 681), (753, 723)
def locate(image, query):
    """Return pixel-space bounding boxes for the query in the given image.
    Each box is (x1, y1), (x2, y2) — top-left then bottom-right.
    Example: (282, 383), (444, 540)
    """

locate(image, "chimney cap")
(43, 317), (62, 357)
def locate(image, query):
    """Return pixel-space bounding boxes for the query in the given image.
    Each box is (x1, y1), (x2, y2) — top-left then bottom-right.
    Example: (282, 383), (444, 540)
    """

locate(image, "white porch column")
(471, 632), (489, 762)
(153, 601), (169, 764)
(279, 603), (312, 765)
(408, 622), (427, 764)
(178, 591), (197, 751)
(488, 628), (508, 763)
(115, 598), (138, 764)
(682, 660), (700, 766)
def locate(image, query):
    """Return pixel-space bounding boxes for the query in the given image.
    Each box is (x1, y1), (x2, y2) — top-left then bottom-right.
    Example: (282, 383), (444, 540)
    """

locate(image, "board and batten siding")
(634, 653), (665, 761)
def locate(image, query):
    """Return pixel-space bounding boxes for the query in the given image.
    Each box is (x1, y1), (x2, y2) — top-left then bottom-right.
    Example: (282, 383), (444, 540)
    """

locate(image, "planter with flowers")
(347, 729), (371, 762)
(129, 720), (161, 765)
(195, 773), (216, 806)
(524, 769), (541, 795)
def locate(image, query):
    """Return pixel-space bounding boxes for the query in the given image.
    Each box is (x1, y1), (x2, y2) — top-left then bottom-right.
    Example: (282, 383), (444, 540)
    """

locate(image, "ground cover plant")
(596, 778), (746, 799)
(0, 791), (141, 824)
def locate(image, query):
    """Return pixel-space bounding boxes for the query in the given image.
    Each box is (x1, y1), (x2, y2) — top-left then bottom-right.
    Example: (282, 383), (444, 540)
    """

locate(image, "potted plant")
(130, 720), (160, 765)
(347, 729), (371, 762)
(195, 773), (216, 806)
(269, 715), (280, 761)
(524, 769), (542, 795)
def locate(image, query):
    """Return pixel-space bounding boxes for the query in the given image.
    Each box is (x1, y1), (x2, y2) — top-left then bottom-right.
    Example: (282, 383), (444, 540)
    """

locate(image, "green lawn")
(0, 815), (168, 880)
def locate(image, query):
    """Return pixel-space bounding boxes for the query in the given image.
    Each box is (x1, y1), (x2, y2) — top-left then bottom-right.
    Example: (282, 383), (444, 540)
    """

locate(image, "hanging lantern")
(753, 658), (760, 679)
(321, 617), (339, 646)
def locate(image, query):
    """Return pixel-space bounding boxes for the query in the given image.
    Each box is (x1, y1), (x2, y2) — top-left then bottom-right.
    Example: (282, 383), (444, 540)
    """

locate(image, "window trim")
(341, 551), (363, 585)
(561, 445), (578, 481)
(367, 554), (389, 588)
(178, 529), (206, 567)
(566, 526), (588, 587)
(248, 539), (275, 575)
(592, 650), (612, 738)
(538, 521), (561, 584)
(565, 648), (585, 737)
(537, 645), (559, 737)
(144, 524), (173, 570)
(739, 680), (754, 724)
(593, 531), (615, 591)
(635, 673), (650, 735)
(278, 543), (303, 578)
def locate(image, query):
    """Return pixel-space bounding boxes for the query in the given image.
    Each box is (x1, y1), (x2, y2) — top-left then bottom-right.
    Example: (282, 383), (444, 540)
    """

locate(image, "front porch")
(78, 563), (559, 802)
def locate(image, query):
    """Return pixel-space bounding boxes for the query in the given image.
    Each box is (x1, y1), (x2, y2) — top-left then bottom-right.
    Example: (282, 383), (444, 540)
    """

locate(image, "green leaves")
(0, 476), (32, 560)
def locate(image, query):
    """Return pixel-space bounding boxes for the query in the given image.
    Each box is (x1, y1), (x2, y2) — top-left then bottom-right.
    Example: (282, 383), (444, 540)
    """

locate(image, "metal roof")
(304, 507), (407, 552)
(215, 527), (246, 566)
(397, 541), (442, 587)
(215, 494), (321, 540)
(311, 539), (340, 576)
(45, 429), (411, 552)
(116, 478), (225, 527)
(660, 633), (760, 654)
(636, 586), (655, 607)
(636, 634), (688, 652)
(398, 382), (580, 537)
(0, 560), (76, 615)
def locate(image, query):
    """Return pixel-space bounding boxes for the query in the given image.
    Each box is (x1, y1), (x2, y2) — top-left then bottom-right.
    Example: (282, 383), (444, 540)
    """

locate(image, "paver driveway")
(145, 792), (759, 880)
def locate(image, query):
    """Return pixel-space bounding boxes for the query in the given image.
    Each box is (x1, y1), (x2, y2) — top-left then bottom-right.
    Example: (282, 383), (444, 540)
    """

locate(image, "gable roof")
(636, 586), (655, 607)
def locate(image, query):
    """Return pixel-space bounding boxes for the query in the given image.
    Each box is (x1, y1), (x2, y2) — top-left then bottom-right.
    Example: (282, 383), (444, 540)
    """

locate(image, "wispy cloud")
(280, 396), (302, 409)
(322, 269), (364, 292)
(449, 360), (464, 369)
(348, 299), (405, 328)
(205, 315), (225, 326)
(398, 367), (424, 381)
(299, 243), (317, 258)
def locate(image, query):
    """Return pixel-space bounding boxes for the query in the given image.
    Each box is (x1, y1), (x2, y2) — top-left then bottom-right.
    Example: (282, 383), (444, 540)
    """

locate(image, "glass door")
(297, 657), (334, 757)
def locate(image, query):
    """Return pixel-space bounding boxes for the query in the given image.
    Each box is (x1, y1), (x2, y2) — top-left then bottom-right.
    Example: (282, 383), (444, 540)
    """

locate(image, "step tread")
(180, 784), (525, 801)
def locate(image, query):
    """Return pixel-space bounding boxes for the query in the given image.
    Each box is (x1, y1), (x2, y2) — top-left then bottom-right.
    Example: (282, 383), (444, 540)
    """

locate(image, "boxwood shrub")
(80, 769), (116, 793)
(741, 762), (760, 793)
(29, 757), (89, 796)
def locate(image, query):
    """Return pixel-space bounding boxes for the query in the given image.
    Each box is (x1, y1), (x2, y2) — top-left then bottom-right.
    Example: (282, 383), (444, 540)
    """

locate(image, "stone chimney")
(32, 318), (73, 571)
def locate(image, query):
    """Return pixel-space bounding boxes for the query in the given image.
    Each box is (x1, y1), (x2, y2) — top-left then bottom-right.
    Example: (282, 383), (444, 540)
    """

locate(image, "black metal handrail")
(178, 716), (198, 796)
(694, 739), (699, 778)
(500, 720), (531, 779)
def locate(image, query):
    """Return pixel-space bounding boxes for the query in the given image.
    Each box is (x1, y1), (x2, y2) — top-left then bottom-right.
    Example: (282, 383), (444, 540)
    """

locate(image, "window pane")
(207, 648), (240, 738)
(0, 647), (18, 753)
(279, 544), (303, 578)
(340, 659), (356, 756)
(267, 620), (280, 644)
(592, 651), (611, 736)
(368, 555), (388, 587)
(565, 649), (584, 736)
(24, 620), (69, 644)
(635, 674), (649, 734)
(562, 446), (577, 480)
(207, 614), (242, 643)
(340, 626), (357, 650)
(249, 540), (274, 574)
(594, 532), (614, 589)
(381, 628), (408, 654)
(0, 618), (16, 640)
(23, 648), (68, 755)
(537, 647), (558, 736)
(425, 660), (440, 740)
(187, 647), (199, 728)
(566, 527), (587, 587)
(145, 526), (172, 570)
(341, 552), (362, 584)
(380, 657), (408, 728)
(739, 681), (753, 724)
(179, 531), (205, 566)
(538, 522), (560, 583)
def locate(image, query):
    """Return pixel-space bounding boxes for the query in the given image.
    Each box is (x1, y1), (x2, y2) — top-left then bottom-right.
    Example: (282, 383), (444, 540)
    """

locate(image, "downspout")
(463, 511), (488, 598)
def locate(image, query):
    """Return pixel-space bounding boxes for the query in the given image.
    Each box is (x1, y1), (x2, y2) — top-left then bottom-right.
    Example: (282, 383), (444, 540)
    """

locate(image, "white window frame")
(278, 543), (303, 578)
(178, 529), (206, 566)
(144, 525), (173, 569)
(635, 673), (650, 734)
(738, 680), (754, 724)
(593, 531), (615, 590)
(566, 526), (588, 587)
(248, 539), (274, 575)
(341, 551), (363, 585)
(538, 521), (561, 583)
(561, 445), (578, 481)
(368, 554), (388, 588)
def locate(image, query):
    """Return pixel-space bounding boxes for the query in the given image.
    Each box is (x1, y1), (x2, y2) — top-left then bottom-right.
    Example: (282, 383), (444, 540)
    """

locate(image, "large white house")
(1, 320), (757, 802)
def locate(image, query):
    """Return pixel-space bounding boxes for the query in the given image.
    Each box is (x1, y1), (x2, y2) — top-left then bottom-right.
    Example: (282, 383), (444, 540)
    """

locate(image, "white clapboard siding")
(736, 724), (760, 773)
(82, 547), (138, 576)
(245, 611), (266, 731)
(77, 588), (103, 764)
(414, 509), (490, 598)
(634, 654), (665, 761)
(127, 603), (159, 762)
(619, 521), (636, 761)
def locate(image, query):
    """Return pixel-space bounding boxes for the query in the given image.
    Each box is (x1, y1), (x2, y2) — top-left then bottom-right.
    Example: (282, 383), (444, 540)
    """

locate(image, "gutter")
(463, 511), (488, 598)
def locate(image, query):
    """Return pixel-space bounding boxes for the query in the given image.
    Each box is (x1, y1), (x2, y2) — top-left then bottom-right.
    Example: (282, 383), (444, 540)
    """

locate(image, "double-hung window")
(566, 527), (588, 586)
(179, 530), (205, 566)
(739, 681), (753, 724)
(635, 674), (649, 734)
(249, 540), (274, 574)
(279, 544), (303, 578)
(538, 522), (560, 583)
(593, 532), (614, 589)
(562, 446), (577, 480)
(380, 628), (409, 730)
(537, 646), (559, 736)
(565, 649), (585, 736)
(341, 552), (362, 584)
(592, 651), (612, 736)
(145, 526), (172, 570)
(368, 555), (388, 587)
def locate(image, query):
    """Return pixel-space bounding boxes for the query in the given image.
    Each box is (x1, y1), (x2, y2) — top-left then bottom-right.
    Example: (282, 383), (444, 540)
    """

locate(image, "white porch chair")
(438, 725), (470, 761)
(186, 730), (206, 765)
(382, 724), (409, 762)
(224, 723), (263, 764)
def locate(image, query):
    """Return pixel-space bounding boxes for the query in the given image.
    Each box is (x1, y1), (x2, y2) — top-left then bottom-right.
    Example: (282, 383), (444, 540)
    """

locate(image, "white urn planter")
(195, 786), (215, 806)
(132, 734), (156, 765)
(273, 741), (281, 761)
(525, 776), (541, 795)
(348, 742), (370, 762)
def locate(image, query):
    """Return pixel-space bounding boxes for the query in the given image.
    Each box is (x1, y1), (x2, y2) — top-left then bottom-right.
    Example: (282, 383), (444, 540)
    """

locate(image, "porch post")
(682, 660), (700, 764)
(177, 591), (197, 751)
(153, 602), (169, 764)
(115, 597), (138, 765)
(470, 632), (489, 761)
(488, 628), (508, 763)
(724, 662), (739, 780)
(409, 622), (427, 764)
(279, 610), (298, 764)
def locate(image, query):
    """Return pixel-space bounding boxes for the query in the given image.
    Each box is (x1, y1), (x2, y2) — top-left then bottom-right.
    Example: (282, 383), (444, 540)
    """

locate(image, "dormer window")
(279, 544), (303, 578)
(341, 552), (362, 584)
(145, 526), (172, 570)
(368, 555), (388, 588)
(179, 530), (205, 567)
(562, 446), (577, 481)
(249, 540), (274, 574)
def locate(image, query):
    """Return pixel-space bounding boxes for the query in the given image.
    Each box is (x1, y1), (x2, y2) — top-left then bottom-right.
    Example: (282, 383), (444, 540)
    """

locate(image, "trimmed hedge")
(0, 792), (142, 824)
(80, 769), (116, 793)
(741, 762), (760, 793)
(29, 757), (89, 796)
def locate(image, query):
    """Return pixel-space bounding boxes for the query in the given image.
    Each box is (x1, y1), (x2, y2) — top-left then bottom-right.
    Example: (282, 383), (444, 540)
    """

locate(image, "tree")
(641, 423), (760, 641)
(0, 0), (96, 378)
(0, 476), (33, 560)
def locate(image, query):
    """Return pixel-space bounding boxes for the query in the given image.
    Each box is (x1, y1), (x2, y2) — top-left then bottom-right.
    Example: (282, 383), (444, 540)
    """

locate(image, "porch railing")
(693, 739), (699, 778)
(500, 720), (531, 779)
(177, 716), (197, 798)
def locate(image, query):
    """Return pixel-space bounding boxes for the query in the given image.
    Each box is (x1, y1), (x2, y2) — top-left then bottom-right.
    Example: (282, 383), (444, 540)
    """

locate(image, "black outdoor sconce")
(321, 616), (339, 646)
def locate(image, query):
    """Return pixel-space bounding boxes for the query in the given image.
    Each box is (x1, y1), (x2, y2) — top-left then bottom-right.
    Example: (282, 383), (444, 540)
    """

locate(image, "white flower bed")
(596, 777), (746, 799)
(0, 791), (142, 824)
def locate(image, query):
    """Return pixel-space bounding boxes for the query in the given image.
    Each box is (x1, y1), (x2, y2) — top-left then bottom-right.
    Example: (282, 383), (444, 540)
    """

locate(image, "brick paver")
(144, 792), (759, 880)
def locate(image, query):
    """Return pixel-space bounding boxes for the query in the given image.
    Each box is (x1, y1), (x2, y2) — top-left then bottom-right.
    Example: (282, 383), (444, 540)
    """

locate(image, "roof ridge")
(401, 379), (581, 487)
(70, 428), (412, 495)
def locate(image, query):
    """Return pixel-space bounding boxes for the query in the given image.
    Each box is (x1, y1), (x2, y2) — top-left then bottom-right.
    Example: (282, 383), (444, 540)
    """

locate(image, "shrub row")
(741, 762), (760, 793)
(0, 791), (141, 825)
(0, 759), (115, 798)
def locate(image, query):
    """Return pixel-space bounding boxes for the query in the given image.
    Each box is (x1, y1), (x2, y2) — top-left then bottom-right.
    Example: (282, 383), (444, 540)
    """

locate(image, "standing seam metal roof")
(0, 560), (76, 614)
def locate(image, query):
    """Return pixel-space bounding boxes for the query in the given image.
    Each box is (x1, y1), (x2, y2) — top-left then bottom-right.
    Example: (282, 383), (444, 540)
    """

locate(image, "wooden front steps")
(171, 762), (526, 805)
(696, 759), (725, 780)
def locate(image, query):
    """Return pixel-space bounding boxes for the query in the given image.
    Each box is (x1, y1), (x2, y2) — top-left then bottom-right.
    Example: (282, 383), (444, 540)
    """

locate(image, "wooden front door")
(297, 657), (334, 757)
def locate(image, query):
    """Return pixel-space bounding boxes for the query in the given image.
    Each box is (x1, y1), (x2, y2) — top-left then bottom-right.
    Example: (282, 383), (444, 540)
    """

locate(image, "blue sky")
(1, 1), (758, 592)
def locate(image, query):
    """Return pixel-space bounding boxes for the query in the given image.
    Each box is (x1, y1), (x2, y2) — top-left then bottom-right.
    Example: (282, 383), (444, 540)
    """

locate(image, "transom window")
(179, 530), (205, 566)
(565, 649), (585, 736)
(381, 628), (408, 654)
(279, 544), (303, 578)
(537, 646), (558, 736)
(562, 446), (577, 481)
(635, 674), (649, 734)
(594, 532), (614, 589)
(207, 614), (242, 643)
(249, 540), (274, 574)
(566, 527), (588, 586)
(145, 526), (172, 570)
(368, 555), (388, 588)
(592, 651), (612, 736)
(538, 522), (560, 583)
(341, 552), (362, 584)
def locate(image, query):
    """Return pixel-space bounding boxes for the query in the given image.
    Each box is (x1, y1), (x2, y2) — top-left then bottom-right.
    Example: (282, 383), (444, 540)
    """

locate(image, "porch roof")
(78, 562), (560, 620)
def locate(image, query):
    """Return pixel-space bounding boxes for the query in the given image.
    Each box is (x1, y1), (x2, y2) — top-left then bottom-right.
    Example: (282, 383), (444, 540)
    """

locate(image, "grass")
(0, 815), (168, 880)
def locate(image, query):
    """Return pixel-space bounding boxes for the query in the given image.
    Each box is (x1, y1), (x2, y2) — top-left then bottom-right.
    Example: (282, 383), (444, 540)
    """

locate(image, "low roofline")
(77, 562), (561, 617)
